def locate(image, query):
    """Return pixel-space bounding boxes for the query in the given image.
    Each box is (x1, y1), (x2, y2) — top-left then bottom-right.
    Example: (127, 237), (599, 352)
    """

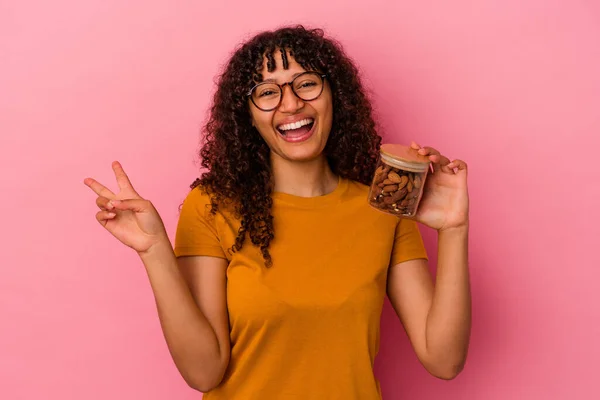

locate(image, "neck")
(271, 154), (338, 197)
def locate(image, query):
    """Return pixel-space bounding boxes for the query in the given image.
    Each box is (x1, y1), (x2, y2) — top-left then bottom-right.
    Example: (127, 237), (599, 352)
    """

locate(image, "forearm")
(139, 239), (225, 390)
(425, 225), (471, 377)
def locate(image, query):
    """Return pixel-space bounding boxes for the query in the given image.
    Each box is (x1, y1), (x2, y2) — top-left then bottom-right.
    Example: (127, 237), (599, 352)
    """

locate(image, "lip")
(275, 114), (315, 129)
(278, 119), (317, 143)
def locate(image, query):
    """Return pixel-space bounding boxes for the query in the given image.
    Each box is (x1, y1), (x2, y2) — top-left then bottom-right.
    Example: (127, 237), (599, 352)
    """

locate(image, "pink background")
(1, 0), (599, 399)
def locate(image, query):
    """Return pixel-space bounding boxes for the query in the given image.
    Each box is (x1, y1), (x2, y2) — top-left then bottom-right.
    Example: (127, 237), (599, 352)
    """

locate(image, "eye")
(258, 90), (277, 97)
(298, 81), (317, 88)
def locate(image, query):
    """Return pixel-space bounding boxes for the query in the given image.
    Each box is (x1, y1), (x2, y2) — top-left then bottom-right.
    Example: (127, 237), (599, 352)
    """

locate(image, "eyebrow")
(262, 72), (304, 83)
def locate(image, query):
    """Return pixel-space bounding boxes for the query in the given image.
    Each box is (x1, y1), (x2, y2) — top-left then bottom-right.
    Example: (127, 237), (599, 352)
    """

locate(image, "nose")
(278, 84), (304, 113)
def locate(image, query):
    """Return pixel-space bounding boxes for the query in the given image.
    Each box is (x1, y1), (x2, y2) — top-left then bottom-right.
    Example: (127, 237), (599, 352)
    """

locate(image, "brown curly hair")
(190, 25), (382, 266)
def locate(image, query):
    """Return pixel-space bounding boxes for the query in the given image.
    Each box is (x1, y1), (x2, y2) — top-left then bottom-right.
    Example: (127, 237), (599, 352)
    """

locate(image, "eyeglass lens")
(251, 73), (323, 111)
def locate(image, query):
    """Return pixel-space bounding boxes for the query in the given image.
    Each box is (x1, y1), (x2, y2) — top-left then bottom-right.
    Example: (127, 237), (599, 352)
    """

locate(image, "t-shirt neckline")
(271, 176), (349, 208)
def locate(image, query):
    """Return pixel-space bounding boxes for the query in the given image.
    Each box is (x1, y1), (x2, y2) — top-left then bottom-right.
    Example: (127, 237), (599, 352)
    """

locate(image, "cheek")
(319, 97), (334, 133)
(320, 88), (333, 117)
(254, 119), (279, 145)
(250, 110), (274, 135)
(258, 118), (275, 132)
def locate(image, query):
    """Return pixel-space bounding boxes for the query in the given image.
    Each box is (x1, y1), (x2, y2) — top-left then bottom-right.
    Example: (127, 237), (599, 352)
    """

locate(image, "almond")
(413, 175), (422, 189)
(397, 175), (409, 190)
(390, 187), (408, 202)
(383, 196), (396, 205)
(387, 171), (402, 183)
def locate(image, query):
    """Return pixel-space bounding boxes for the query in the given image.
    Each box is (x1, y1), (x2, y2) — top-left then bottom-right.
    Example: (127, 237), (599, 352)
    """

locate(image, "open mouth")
(276, 118), (315, 139)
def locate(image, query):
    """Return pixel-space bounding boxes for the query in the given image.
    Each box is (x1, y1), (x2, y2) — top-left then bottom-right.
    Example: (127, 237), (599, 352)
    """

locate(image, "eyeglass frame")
(246, 72), (328, 112)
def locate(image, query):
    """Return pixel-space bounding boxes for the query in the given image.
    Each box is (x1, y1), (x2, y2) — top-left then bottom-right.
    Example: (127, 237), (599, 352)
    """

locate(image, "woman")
(84, 26), (471, 399)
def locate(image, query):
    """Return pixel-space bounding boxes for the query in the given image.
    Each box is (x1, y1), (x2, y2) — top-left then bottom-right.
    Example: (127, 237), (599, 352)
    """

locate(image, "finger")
(430, 155), (453, 173)
(429, 154), (451, 165)
(110, 198), (152, 213)
(96, 210), (117, 226)
(427, 154), (441, 173)
(418, 146), (441, 156)
(84, 178), (116, 199)
(447, 159), (468, 173)
(96, 196), (114, 211)
(112, 161), (137, 193)
(410, 141), (421, 150)
(427, 154), (448, 172)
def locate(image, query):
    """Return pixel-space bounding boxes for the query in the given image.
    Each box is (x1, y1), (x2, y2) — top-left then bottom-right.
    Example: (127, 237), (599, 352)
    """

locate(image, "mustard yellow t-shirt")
(174, 178), (428, 400)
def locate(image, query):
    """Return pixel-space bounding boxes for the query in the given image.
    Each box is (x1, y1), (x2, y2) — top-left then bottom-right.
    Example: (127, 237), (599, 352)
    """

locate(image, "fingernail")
(107, 212), (116, 218)
(107, 201), (114, 209)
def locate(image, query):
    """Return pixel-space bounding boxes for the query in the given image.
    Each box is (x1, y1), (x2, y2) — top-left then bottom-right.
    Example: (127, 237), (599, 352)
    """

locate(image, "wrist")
(138, 236), (173, 263)
(438, 223), (469, 235)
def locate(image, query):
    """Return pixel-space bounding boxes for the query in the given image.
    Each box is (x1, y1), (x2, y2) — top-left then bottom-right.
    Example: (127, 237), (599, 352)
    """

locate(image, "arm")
(140, 240), (230, 392)
(84, 162), (229, 392)
(387, 225), (471, 380)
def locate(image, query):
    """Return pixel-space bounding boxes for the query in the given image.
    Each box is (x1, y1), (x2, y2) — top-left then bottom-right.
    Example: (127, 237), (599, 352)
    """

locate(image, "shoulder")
(339, 178), (399, 225)
(180, 185), (238, 224)
(182, 185), (212, 206)
(180, 185), (215, 215)
(344, 178), (371, 197)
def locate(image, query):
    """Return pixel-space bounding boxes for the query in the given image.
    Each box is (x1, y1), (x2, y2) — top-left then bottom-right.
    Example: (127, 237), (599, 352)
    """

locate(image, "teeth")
(278, 118), (314, 131)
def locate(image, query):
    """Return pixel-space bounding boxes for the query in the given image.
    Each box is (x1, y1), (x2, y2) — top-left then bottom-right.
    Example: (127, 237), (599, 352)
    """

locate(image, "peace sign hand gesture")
(84, 161), (168, 254)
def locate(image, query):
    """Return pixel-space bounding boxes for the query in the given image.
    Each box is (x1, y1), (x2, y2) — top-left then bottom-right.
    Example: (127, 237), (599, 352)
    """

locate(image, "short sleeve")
(390, 218), (429, 266)
(174, 187), (227, 259)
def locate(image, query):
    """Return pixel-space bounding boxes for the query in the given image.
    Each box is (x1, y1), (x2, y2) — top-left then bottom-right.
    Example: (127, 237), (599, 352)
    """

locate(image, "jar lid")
(380, 144), (431, 172)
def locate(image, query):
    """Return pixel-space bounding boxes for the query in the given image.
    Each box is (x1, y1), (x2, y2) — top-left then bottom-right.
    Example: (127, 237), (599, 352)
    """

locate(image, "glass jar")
(368, 144), (431, 218)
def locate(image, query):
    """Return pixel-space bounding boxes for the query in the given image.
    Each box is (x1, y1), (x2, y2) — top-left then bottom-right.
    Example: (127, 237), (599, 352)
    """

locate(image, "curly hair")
(190, 25), (382, 266)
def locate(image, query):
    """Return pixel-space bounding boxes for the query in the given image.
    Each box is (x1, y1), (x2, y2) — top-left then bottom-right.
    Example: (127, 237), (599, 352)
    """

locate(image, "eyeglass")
(247, 72), (327, 112)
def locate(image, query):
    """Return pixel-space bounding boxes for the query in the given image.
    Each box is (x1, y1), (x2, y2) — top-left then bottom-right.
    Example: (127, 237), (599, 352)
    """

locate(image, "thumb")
(109, 199), (152, 213)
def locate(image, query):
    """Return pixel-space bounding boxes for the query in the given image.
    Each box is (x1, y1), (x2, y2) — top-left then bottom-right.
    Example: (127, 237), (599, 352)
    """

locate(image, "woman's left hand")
(410, 141), (469, 231)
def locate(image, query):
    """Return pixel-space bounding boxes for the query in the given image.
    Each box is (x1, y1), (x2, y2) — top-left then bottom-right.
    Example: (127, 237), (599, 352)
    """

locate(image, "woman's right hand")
(84, 161), (168, 254)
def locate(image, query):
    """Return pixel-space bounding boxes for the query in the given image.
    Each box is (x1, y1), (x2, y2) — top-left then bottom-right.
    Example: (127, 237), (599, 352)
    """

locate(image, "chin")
(266, 141), (325, 163)
(278, 143), (326, 162)
(272, 126), (327, 161)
